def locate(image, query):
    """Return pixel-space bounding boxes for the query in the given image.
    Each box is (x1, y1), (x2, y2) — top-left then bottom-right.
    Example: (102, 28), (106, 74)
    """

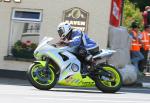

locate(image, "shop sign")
(0, 0), (21, 3)
(63, 7), (89, 33)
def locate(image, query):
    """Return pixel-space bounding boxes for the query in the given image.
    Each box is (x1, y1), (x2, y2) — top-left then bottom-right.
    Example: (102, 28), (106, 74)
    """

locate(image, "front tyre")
(95, 64), (122, 93)
(27, 62), (58, 90)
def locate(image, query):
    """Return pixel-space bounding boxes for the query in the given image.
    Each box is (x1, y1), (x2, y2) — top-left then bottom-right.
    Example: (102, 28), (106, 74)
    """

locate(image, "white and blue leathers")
(68, 29), (97, 49)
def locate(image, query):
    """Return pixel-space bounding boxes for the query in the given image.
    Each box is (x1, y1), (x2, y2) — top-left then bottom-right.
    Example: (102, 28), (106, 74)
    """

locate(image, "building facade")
(0, 0), (111, 71)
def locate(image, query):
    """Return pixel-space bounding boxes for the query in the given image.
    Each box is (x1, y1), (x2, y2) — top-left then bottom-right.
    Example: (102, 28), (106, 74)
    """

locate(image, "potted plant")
(11, 40), (37, 59)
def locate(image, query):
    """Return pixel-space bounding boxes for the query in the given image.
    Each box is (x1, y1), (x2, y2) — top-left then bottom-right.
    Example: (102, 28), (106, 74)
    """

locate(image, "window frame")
(7, 8), (43, 55)
(12, 8), (43, 22)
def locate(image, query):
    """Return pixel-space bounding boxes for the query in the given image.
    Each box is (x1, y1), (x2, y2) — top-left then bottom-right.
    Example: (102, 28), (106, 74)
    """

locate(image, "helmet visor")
(58, 29), (64, 37)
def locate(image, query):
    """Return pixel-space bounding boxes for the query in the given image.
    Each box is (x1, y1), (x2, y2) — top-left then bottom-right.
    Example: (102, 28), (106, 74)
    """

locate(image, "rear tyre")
(27, 62), (58, 90)
(94, 64), (122, 93)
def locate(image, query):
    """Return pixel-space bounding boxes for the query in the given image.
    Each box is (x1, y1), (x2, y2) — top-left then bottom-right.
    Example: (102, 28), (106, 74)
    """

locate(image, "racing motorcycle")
(27, 37), (122, 93)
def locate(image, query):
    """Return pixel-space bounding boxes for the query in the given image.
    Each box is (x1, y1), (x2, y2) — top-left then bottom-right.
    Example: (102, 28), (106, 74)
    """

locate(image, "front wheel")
(27, 62), (58, 90)
(94, 64), (122, 93)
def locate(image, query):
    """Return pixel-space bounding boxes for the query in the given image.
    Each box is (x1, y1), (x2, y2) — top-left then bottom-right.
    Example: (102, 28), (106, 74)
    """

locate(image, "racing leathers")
(68, 29), (97, 50)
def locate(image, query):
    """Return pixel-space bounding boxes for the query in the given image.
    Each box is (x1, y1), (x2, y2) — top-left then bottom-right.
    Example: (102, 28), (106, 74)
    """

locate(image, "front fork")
(42, 58), (50, 75)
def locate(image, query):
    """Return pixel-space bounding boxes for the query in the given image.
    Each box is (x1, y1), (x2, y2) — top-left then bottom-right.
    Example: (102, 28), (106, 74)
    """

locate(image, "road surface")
(0, 78), (149, 103)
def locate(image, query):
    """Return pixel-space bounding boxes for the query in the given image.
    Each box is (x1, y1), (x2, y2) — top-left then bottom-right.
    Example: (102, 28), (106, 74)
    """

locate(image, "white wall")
(0, 0), (111, 71)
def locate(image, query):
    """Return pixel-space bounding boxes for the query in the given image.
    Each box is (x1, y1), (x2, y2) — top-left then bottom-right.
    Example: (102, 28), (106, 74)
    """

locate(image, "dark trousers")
(139, 48), (149, 72)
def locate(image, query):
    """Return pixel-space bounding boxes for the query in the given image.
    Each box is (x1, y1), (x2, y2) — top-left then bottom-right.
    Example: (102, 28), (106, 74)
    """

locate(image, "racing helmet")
(57, 22), (72, 37)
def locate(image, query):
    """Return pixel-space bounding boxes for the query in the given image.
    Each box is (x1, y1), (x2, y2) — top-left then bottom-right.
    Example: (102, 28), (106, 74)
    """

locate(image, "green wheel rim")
(99, 66), (121, 87)
(31, 64), (55, 86)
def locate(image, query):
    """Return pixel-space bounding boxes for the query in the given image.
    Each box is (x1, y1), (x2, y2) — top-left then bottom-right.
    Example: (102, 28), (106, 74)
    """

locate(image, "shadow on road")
(0, 77), (149, 94)
(49, 89), (123, 94)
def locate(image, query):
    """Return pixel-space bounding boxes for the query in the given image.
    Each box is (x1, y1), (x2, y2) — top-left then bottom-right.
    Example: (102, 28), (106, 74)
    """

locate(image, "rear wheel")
(27, 62), (58, 90)
(94, 64), (122, 93)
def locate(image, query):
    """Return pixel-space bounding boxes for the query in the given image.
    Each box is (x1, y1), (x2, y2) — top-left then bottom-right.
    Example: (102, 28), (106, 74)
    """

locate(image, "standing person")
(142, 6), (150, 25)
(129, 21), (144, 74)
(139, 25), (150, 72)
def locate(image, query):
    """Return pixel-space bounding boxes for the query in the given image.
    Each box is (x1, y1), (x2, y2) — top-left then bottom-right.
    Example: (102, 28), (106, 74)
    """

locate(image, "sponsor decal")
(59, 73), (95, 87)
(71, 63), (79, 72)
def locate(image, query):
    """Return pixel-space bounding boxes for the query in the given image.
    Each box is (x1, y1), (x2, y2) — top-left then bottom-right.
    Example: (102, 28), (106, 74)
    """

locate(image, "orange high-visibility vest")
(141, 31), (150, 50)
(130, 30), (141, 51)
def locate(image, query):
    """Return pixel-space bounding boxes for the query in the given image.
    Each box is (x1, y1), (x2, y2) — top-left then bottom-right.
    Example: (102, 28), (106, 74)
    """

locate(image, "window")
(12, 9), (42, 21)
(23, 23), (40, 33)
(8, 8), (42, 55)
(2, 0), (21, 3)
(15, 11), (40, 19)
(5, 0), (21, 3)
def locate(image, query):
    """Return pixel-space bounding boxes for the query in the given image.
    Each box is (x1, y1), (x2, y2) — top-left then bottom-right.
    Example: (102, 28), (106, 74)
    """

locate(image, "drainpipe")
(120, 0), (125, 26)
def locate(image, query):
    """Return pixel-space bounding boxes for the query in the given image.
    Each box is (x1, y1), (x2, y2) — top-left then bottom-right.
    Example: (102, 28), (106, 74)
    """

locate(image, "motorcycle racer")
(57, 22), (97, 49)
(28, 29), (122, 92)
(57, 22), (99, 74)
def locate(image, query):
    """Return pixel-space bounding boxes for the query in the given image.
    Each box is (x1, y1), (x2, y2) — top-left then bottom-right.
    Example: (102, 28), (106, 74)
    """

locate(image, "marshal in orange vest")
(130, 30), (141, 51)
(141, 31), (150, 50)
